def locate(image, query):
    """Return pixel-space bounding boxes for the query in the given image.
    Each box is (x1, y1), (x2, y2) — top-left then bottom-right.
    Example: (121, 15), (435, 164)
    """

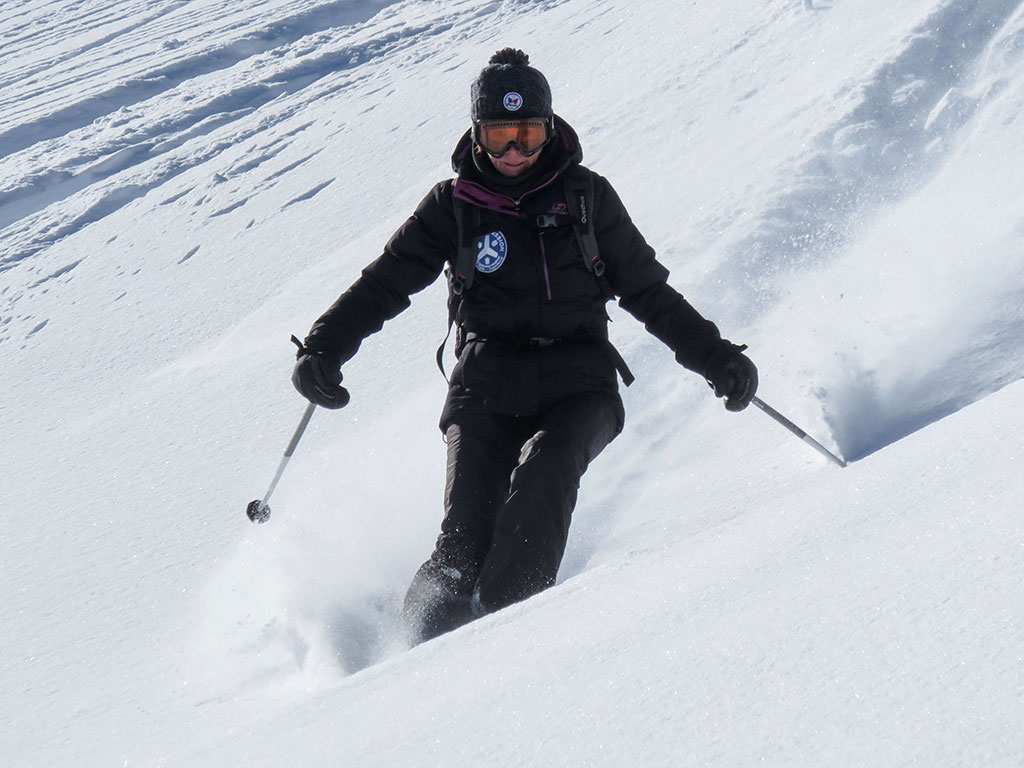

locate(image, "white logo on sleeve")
(475, 232), (508, 273)
(503, 92), (523, 111)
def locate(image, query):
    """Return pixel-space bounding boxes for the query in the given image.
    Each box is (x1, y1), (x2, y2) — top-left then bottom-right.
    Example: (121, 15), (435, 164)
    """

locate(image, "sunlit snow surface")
(2, 1), (1023, 765)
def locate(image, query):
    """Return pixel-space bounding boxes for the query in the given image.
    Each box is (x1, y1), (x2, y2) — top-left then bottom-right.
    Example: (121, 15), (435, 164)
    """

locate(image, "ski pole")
(751, 396), (847, 468)
(246, 402), (317, 523)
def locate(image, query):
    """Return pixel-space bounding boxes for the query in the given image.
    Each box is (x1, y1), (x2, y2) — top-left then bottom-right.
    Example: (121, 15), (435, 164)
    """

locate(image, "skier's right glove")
(290, 335), (350, 409)
(704, 341), (758, 412)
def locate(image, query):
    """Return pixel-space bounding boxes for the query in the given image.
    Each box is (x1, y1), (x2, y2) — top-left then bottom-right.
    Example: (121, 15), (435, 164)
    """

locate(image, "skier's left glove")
(291, 335), (350, 409)
(704, 341), (758, 412)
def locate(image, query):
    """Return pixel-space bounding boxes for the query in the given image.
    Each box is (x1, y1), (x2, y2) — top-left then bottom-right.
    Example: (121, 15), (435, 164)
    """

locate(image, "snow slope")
(2, 0), (1023, 765)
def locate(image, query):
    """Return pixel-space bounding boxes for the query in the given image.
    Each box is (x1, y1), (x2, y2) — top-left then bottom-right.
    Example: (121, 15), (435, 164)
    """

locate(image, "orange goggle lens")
(475, 119), (550, 157)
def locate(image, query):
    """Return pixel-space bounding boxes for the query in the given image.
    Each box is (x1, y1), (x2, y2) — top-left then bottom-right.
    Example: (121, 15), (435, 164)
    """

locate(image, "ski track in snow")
(0, 0), (515, 354)
(0, 0), (490, 273)
(696, 0), (1024, 463)
(0, 0), (398, 148)
(711, 0), (1023, 316)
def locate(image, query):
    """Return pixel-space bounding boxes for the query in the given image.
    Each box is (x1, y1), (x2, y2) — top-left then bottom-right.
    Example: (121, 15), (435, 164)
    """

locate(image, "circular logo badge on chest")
(475, 231), (508, 273)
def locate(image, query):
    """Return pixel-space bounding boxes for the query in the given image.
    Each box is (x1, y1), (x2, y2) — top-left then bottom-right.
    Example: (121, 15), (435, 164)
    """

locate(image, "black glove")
(290, 335), (350, 409)
(704, 342), (758, 412)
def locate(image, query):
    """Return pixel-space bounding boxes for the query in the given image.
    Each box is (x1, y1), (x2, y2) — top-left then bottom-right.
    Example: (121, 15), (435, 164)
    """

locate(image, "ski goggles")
(474, 118), (551, 158)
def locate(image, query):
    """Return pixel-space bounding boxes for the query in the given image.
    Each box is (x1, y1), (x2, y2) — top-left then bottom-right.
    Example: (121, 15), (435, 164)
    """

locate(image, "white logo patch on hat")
(476, 232), (508, 273)
(503, 91), (523, 111)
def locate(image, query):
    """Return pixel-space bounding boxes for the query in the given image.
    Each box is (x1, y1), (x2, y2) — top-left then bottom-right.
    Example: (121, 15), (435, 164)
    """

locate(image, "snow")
(2, 0), (1023, 765)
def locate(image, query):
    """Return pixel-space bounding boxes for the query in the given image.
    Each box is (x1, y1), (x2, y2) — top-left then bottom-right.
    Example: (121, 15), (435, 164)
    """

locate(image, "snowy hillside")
(3, 0), (1023, 765)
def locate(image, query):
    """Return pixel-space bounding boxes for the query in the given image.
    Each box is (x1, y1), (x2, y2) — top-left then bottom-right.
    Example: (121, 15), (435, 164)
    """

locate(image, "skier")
(291, 49), (757, 644)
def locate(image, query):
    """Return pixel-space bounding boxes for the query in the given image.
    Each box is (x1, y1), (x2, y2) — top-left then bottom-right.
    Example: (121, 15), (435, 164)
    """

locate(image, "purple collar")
(453, 171), (561, 216)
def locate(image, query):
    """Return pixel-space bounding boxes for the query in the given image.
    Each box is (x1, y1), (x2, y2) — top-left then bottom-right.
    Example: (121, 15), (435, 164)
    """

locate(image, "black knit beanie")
(471, 48), (552, 122)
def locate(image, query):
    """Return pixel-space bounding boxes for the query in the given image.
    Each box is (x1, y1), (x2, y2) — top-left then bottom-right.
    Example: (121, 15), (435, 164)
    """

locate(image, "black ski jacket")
(303, 116), (725, 429)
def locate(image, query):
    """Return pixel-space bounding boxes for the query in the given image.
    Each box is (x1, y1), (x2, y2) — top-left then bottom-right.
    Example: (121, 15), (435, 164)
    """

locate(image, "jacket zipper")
(513, 194), (554, 303)
(538, 232), (553, 301)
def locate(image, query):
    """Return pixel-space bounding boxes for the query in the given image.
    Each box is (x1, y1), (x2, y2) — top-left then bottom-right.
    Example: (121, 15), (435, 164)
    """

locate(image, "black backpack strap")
(563, 169), (605, 277)
(437, 192), (481, 381)
(452, 194), (479, 296)
(564, 168), (634, 386)
(435, 317), (456, 381)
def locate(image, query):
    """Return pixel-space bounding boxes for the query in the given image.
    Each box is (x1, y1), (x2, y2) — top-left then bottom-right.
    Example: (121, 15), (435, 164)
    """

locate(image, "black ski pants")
(413, 390), (621, 619)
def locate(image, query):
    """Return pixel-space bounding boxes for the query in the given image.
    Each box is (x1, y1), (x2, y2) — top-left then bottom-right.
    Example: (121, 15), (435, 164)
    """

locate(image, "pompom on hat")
(471, 48), (553, 122)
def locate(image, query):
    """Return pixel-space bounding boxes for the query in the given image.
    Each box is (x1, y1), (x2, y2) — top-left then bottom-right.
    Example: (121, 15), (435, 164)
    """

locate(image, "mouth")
(497, 158), (527, 174)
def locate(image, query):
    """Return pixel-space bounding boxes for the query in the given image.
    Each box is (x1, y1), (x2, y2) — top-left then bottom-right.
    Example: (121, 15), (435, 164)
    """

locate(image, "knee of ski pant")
(532, 394), (622, 465)
(512, 422), (609, 490)
(443, 414), (522, 498)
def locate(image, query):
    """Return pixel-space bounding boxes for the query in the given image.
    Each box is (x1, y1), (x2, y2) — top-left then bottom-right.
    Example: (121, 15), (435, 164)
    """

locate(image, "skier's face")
(490, 144), (541, 178)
